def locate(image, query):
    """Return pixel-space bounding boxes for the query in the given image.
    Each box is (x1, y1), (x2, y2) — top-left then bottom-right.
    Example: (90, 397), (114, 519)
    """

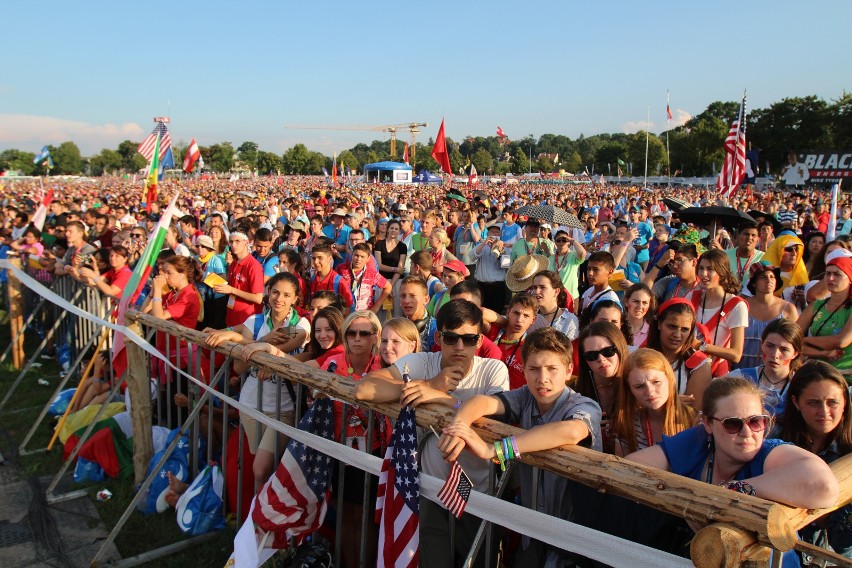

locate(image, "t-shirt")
(725, 248), (764, 293)
(226, 254), (264, 327)
(500, 222), (523, 245)
(579, 286), (619, 315)
(549, 251), (583, 300)
(651, 276), (699, 303)
(104, 265), (132, 295)
(695, 294), (748, 350)
(394, 352), (509, 491)
(309, 269), (354, 308)
(494, 387), (601, 522)
(155, 285), (202, 363)
(375, 240), (407, 279)
(238, 309), (310, 413)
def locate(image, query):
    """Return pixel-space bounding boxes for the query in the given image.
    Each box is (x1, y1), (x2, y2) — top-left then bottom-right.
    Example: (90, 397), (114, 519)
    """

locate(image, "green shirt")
(809, 299), (852, 374)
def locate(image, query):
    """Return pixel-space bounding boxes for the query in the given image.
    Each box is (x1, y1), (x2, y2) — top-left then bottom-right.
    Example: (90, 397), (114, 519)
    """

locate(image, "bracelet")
(453, 398), (462, 410)
(655, 264), (665, 270)
(493, 441), (506, 471)
(725, 480), (756, 496)
(510, 435), (521, 459)
(503, 437), (514, 460)
(151, 297), (162, 302)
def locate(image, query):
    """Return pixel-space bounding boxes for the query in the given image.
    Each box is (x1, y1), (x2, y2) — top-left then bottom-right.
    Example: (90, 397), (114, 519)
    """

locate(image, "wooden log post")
(693, 452), (852, 567)
(6, 257), (25, 369)
(129, 311), (807, 552)
(122, 317), (154, 486)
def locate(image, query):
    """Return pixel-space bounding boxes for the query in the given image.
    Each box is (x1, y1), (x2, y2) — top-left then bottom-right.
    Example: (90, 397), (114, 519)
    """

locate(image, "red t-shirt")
(155, 285), (202, 359)
(309, 269), (354, 308)
(105, 265), (132, 296)
(486, 323), (526, 389)
(226, 254), (264, 327)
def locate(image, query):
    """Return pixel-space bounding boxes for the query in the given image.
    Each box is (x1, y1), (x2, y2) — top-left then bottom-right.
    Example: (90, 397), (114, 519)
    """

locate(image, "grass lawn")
(0, 326), (235, 567)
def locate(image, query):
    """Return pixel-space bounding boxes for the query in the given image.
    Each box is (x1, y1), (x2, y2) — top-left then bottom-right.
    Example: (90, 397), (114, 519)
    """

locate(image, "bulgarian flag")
(144, 134), (161, 213)
(111, 193), (180, 379)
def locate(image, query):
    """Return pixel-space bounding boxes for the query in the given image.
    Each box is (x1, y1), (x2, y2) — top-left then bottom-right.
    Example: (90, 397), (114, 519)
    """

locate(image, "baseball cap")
(443, 259), (469, 277)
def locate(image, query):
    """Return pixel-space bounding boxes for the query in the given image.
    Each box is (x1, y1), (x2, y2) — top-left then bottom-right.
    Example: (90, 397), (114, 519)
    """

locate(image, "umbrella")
(790, 192), (807, 199)
(446, 189), (467, 203)
(677, 206), (756, 234)
(749, 210), (782, 234)
(238, 190), (257, 198)
(514, 204), (582, 228)
(663, 197), (692, 212)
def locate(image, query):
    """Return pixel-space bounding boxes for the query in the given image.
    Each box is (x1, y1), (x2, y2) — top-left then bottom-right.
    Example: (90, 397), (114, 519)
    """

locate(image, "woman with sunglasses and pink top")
(627, 376), (838, 566)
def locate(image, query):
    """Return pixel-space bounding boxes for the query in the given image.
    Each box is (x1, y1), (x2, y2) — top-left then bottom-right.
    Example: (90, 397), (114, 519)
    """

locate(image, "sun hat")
(196, 235), (215, 250)
(330, 208), (347, 217)
(505, 254), (549, 292)
(746, 261), (783, 295)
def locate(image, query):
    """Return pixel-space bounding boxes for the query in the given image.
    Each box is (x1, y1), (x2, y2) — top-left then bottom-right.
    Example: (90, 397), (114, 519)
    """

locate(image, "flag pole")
(643, 106), (650, 188)
(666, 90), (672, 187)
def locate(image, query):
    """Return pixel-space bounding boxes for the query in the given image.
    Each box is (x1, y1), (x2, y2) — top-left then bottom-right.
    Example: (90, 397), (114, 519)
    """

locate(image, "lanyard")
(554, 252), (570, 271)
(496, 330), (526, 367)
(736, 252), (754, 281)
(351, 267), (367, 298)
(813, 299), (848, 337)
(642, 412), (655, 447)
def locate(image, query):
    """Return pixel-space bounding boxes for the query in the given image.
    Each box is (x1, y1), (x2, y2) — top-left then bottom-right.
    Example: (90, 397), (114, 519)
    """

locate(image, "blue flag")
(158, 147), (175, 180)
(33, 146), (50, 165)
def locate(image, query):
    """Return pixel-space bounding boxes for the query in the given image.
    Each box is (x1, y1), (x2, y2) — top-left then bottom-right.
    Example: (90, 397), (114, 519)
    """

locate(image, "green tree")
(257, 151), (281, 174)
(0, 149), (37, 175)
(563, 151), (582, 173)
(365, 150), (381, 166)
(831, 93), (852, 149)
(625, 132), (666, 178)
(749, 96), (834, 173)
(51, 141), (84, 174)
(117, 140), (147, 172)
(281, 144), (312, 174)
(307, 151), (327, 175)
(205, 142), (236, 172)
(511, 147), (530, 175)
(90, 149), (123, 176)
(471, 148), (493, 174)
(535, 155), (554, 173)
(494, 161), (512, 175)
(338, 150), (359, 174)
(595, 142), (628, 175)
(237, 141), (259, 172)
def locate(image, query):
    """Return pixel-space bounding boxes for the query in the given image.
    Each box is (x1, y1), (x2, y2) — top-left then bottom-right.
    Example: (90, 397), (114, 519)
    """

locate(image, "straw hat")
(506, 254), (549, 292)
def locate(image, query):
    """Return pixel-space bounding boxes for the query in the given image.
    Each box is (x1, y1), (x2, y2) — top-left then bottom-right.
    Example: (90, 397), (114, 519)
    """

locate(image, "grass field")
(0, 326), (236, 567)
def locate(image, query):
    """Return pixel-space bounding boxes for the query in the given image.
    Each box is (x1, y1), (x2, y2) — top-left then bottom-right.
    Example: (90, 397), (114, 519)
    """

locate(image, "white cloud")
(0, 114), (144, 155)
(622, 120), (656, 134)
(672, 108), (692, 127)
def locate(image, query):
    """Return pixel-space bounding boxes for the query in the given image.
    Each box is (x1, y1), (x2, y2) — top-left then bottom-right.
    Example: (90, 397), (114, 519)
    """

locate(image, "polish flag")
(183, 139), (201, 173)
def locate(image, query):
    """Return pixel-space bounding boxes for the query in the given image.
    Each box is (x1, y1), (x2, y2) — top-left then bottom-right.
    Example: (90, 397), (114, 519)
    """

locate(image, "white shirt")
(696, 299), (748, 349)
(394, 352), (509, 491)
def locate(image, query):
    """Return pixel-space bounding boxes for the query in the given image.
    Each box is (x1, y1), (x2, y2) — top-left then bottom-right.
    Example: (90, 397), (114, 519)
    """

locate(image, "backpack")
(689, 291), (746, 377)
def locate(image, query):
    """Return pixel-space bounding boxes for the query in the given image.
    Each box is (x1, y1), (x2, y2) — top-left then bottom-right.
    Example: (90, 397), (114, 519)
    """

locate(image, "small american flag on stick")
(437, 460), (472, 519)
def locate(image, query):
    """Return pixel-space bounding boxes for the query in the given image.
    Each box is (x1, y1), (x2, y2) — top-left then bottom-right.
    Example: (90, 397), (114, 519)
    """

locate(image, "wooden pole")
(127, 311), (815, 551)
(123, 320), (154, 486)
(6, 257), (25, 369)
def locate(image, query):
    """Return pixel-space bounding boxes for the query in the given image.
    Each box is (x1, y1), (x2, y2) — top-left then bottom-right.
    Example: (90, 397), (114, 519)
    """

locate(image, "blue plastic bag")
(137, 429), (191, 515)
(176, 462), (225, 535)
(49, 388), (76, 416)
(73, 457), (105, 483)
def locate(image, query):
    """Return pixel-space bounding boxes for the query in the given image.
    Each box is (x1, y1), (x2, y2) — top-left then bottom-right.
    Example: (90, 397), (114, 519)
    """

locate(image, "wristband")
(493, 441), (506, 471)
(725, 480), (756, 496)
(510, 435), (521, 459)
(453, 398), (462, 410)
(655, 264), (665, 270)
(151, 297), (162, 302)
(503, 437), (514, 460)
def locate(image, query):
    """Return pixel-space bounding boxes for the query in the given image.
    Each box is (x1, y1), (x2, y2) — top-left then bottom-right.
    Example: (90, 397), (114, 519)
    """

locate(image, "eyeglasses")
(783, 245), (800, 253)
(440, 331), (480, 347)
(710, 414), (770, 435)
(345, 330), (376, 338)
(131, 234), (145, 239)
(582, 345), (619, 361)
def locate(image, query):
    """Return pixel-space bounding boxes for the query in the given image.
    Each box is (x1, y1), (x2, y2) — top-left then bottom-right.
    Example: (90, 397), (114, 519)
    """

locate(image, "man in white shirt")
(355, 299), (509, 567)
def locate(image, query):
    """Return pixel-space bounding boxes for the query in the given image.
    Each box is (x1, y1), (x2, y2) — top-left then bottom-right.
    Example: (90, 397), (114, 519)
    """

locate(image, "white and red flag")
(496, 126), (508, 140)
(717, 93), (748, 199)
(468, 163), (478, 188)
(403, 142), (409, 164)
(376, 365), (419, 567)
(31, 189), (54, 231)
(183, 138), (201, 173)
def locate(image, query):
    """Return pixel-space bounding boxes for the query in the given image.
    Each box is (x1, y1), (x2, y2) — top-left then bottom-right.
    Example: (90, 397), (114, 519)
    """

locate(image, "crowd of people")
(3, 173), (851, 566)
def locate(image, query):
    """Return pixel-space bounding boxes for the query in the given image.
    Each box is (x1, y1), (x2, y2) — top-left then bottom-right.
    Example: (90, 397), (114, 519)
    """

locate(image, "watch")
(698, 343), (708, 353)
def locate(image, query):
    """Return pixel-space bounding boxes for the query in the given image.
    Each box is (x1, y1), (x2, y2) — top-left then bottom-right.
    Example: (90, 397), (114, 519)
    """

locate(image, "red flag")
(717, 94), (747, 199)
(332, 154), (337, 186)
(431, 118), (452, 176)
(183, 138), (201, 173)
(468, 163), (478, 188)
(496, 126), (508, 139)
(403, 142), (409, 164)
(376, 369), (419, 567)
(437, 461), (472, 519)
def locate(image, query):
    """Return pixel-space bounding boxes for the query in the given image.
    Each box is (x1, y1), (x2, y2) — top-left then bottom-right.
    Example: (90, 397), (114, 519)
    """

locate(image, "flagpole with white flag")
(827, 182), (840, 240)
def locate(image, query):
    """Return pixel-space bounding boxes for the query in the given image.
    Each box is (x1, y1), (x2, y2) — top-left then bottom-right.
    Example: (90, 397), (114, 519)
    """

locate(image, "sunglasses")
(711, 414), (770, 435)
(345, 329), (376, 338)
(441, 331), (480, 347)
(783, 245), (800, 253)
(582, 345), (619, 361)
(555, 238), (570, 243)
(131, 234), (145, 238)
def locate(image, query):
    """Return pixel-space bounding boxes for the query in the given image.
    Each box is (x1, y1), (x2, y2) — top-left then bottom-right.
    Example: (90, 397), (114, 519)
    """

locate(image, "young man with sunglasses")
(356, 299), (509, 567)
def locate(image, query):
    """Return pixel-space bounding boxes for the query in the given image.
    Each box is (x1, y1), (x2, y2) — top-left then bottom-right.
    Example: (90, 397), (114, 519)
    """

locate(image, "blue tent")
(414, 169), (442, 184)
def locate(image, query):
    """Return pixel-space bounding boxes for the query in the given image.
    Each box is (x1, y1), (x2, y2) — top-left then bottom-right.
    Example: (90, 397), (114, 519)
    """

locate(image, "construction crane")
(283, 122), (429, 160)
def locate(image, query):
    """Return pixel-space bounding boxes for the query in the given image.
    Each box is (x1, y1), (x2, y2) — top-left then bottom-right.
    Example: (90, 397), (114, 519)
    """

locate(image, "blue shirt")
(322, 224), (350, 246)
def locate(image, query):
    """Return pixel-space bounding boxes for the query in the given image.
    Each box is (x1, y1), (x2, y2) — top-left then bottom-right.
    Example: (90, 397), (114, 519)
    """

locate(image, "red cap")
(443, 259), (470, 277)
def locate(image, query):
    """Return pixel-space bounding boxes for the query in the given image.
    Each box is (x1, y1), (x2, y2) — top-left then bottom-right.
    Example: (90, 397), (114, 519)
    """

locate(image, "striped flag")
(183, 138), (201, 173)
(437, 461), (472, 519)
(827, 183), (840, 240)
(111, 193), (179, 379)
(717, 93), (747, 199)
(332, 154), (337, 186)
(666, 91), (673, 122)
(31, 189), (54, 231)
(403, 142), (409, 165)
(137, 120), (172, 162)
(144, 135), (161, 213)
(376, 365), (419, 568)
(468, 163), (478, 188)
(33, 145), (51, 165)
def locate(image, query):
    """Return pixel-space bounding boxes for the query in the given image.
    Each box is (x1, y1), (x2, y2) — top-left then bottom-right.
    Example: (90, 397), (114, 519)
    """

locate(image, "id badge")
(227, 295), (236, 309)
(500, 254), (512, 269)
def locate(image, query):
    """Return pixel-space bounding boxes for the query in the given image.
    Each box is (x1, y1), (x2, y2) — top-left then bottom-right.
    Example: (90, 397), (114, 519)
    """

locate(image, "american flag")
(250, 397), (336, 550)
(437, 461), (472, 519)
(717, 94), (747, 199)
(376, 366), (419, 568)
(137, 120), (172, 162)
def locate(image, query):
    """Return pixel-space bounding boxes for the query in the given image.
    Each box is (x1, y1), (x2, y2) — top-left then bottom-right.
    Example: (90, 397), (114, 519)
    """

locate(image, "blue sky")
(2, 0), (850, 157)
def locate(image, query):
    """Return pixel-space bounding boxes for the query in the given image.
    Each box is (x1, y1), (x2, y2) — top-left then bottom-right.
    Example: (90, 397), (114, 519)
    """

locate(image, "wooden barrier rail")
(125, 311), (852, 567)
